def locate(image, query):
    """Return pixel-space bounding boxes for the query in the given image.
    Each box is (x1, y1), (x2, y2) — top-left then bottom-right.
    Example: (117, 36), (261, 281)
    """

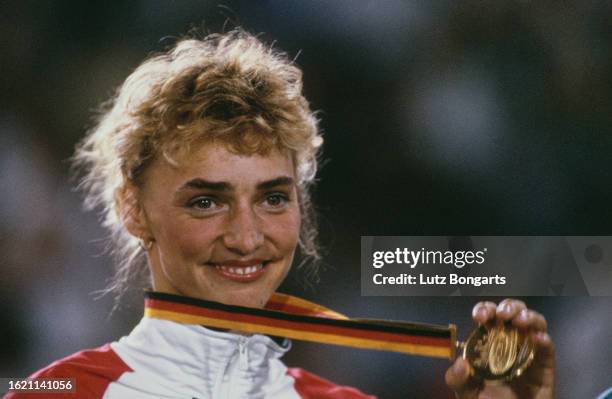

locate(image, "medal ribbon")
(144, 291), (456, 359)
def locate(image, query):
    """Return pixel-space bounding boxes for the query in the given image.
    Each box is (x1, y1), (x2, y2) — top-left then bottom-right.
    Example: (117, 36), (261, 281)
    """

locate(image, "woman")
(5, 29), (555, 399)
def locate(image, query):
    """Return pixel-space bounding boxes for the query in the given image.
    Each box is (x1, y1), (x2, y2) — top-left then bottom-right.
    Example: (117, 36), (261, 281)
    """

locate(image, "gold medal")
(460, 323), (535, 380)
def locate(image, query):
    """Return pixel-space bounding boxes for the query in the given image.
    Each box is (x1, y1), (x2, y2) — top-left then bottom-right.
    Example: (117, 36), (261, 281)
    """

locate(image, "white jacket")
(6, 297), (374, 399)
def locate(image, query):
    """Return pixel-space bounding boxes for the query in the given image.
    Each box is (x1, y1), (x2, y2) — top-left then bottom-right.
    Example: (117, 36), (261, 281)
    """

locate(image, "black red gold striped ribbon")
(144, 292), (456, 360)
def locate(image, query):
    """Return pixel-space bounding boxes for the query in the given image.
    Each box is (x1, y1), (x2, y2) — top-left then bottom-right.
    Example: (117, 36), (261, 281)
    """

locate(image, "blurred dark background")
(1, 1), (611, 398)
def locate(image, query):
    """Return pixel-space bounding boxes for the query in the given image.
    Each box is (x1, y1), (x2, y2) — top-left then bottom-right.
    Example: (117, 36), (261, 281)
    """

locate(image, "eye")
(263, 193), (289, 208)
(188, 196), (218, 211)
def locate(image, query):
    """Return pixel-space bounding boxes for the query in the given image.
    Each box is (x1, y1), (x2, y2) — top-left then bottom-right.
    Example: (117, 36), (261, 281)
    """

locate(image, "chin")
(224, 293), (269, 309)
(199, 287), (271, 309)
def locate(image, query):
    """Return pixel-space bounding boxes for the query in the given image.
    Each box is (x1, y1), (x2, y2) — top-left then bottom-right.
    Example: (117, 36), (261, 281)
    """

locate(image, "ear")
(115, 182), (153, 242)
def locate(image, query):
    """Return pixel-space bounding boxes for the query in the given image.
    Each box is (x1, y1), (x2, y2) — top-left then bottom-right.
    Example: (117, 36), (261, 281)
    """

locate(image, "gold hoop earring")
(139, 239), (154, 250)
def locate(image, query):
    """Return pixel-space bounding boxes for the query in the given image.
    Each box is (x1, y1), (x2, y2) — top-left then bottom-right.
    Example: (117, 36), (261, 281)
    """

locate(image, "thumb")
(445, 358), (481, 398)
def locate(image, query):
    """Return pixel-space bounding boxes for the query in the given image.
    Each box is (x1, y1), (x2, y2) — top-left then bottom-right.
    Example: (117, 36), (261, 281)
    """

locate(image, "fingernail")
(518, 309), (529, 321)
(497, 302), (511, 313)
(535, 331), (548, 341)
(476, 307), (488, 319)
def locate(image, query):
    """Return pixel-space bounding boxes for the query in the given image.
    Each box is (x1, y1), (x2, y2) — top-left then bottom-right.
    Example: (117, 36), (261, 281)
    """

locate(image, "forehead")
(152, 140), (296, 184)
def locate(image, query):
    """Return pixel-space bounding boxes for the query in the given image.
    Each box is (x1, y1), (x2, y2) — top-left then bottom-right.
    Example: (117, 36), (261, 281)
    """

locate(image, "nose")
(223, 204), (264, 255)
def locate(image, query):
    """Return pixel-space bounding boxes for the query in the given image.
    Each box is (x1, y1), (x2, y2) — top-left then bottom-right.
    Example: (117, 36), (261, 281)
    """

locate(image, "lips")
(209, 259), (269, 283)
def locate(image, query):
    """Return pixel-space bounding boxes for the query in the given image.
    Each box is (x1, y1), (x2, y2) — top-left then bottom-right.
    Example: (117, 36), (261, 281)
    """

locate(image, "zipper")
(223, 337), (249, 399)
(238, 336), (249, 371)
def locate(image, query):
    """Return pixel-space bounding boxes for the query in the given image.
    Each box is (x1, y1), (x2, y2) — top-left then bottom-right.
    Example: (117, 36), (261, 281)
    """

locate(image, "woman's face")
(136, 141), (301, 308)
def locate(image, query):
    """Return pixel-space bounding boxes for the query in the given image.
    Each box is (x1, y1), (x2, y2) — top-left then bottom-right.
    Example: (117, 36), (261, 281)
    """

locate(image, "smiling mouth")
(209, 261), (270, 282)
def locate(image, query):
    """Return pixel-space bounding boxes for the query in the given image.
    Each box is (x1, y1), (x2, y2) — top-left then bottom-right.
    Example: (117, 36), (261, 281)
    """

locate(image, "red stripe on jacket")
(287, 367), (376, 399)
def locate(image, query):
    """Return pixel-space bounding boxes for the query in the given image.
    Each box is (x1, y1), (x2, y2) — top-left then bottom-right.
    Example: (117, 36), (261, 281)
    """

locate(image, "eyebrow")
(256, 176), (295, 190)
(179, 176), (295, 192)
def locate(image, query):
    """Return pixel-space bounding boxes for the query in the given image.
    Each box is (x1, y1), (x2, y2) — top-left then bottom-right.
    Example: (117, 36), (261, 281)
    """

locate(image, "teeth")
(216, 264), (263, 276)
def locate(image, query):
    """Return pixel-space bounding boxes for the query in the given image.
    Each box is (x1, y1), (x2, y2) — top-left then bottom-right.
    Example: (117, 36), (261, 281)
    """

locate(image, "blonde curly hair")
(72, 29), (323, 302)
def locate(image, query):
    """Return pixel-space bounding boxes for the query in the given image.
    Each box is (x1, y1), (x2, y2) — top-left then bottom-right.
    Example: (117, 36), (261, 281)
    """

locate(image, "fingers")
(471, 301), (497, 324)
(495, 298), (527, 322)
(532, 331), (556, 368)
(445, 358), (480, 398)
(472, 299), (547, 332)
(512, 308), (547, 332)
(520, 330), (556, 390)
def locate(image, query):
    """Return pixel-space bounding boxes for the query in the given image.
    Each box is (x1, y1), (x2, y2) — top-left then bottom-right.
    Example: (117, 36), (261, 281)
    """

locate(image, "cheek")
(156, 217), (220, 261)
(267, 211), (301, 252)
